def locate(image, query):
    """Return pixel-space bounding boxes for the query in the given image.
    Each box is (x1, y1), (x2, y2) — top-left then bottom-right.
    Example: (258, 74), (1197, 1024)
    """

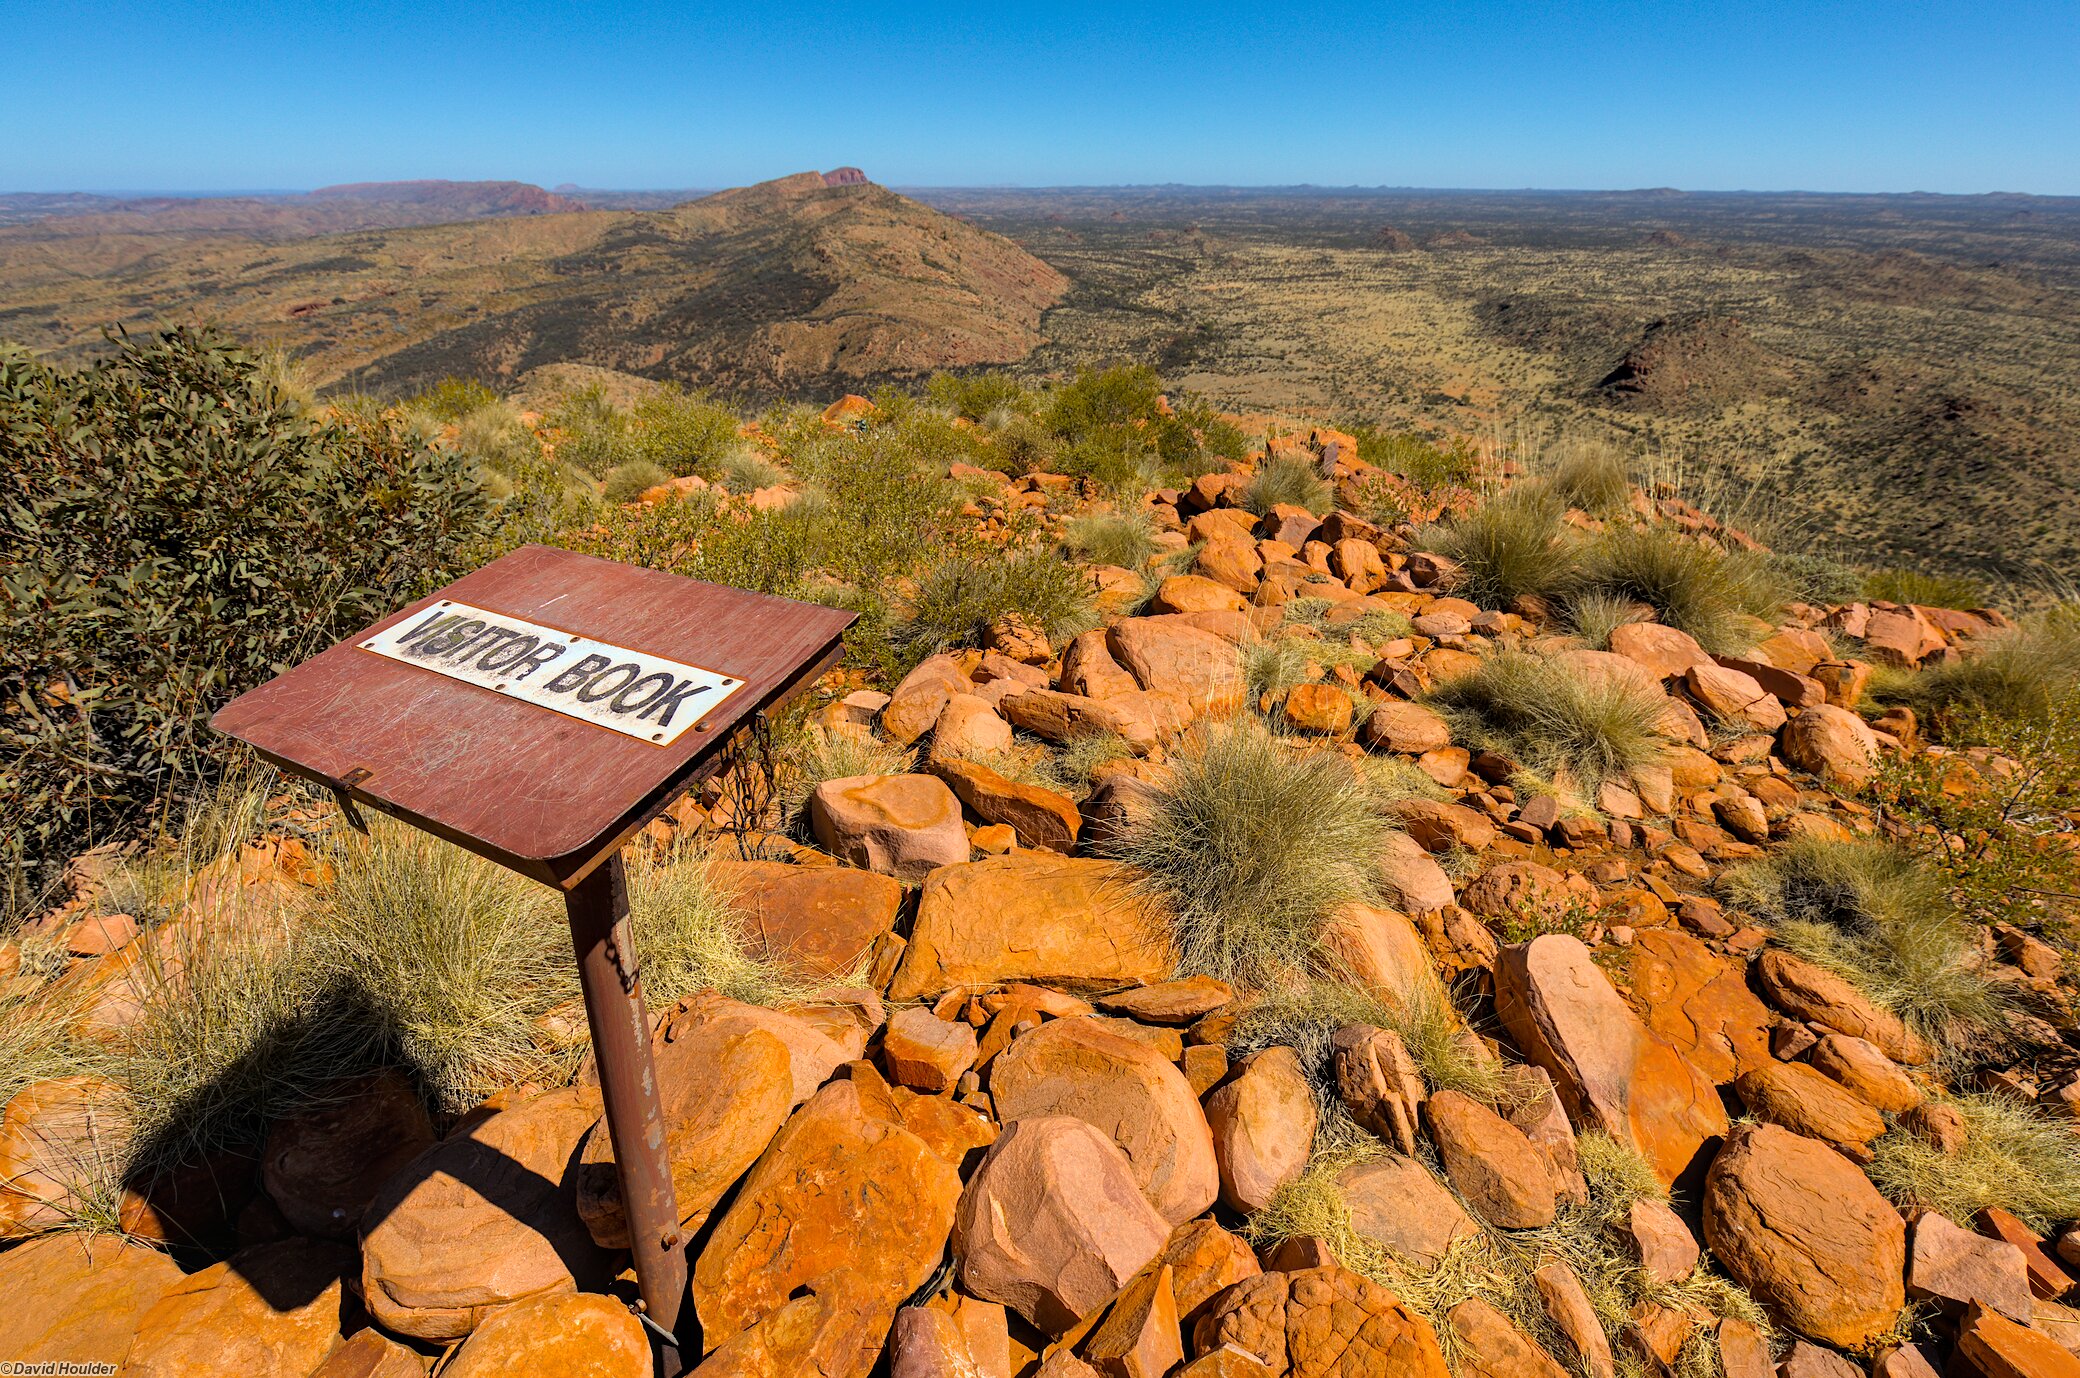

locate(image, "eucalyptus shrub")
(1, 327), (495, 915)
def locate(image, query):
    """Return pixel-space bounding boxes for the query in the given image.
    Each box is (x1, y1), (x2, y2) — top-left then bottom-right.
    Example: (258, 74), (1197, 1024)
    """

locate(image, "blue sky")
(5, 1), (2076, 194)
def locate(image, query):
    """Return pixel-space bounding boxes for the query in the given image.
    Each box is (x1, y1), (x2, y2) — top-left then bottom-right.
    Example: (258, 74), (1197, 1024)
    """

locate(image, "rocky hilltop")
(0, 170), (1068, 397)
(2, 384), (2078, 1378)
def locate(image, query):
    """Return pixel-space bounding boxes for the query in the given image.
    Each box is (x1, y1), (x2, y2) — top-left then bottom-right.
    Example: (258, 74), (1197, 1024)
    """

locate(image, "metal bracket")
(330, 767), (375, 835)
(717, 712), (783, 860)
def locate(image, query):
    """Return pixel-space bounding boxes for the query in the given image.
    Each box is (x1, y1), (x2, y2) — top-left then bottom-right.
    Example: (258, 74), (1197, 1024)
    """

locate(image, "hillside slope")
(0, 172), (1068, 396)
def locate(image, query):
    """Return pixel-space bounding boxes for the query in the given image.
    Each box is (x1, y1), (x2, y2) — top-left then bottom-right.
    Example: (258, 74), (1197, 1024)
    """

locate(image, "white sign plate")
(359, 599), (744, 746)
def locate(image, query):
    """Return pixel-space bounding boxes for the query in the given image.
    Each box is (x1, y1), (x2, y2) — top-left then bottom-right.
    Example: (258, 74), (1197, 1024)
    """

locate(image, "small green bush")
(1, 328), (494, 916)
(1099, 719), (1388, 986)
(1425, 650), (1667, 792)
(603, 459), (672, 503)
(1242, 456), (1334, 516)
(1418, 487), (1581, 609)
(628, 387), (746, 478)
(1864, 566), (1988, 609)
(407, 376), (499, 422)
(1044, 364), (1165, 441)
(1350, 426), (1479, 490)
(1721, 836), (2004, 1052)
(925, 370), (1033, 423)
(1870, 1094), (2080, 1231)
(1576, 524), (1781, 655)
(989, 412), (1059, 475)
(1064, 510), (1160, 569)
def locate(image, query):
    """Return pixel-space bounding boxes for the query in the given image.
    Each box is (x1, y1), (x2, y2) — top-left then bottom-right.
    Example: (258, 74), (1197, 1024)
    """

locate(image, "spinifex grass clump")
(1227, 978), (1507, 1116)
(1100, 718), (1388, 987)
(1242, 456), (1334, 517)
(1722, 836), (2005, 1053)
(1425, 650), (1667, 793)
(1063, 509), (1161, 569)
(772, 724), (916, 832)
(1870, 1093), (2080, 1231)
(895, 549), (1100, 664)
(624, 843), (838, 1007)
(1546, 438), (1632, 515)
(1245, 1132), (1765, 1374)
(1576, 524), (1782, 656)
(319, 822), (577, 1115)
(602, 458), (671, 504)
(1884, 604), (2080, 726)
(1418, 486), (1581, 610)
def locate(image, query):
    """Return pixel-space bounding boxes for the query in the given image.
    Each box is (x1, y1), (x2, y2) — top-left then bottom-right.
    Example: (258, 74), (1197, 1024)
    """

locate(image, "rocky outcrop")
(1495, 935), (1728, 1186)
(888, 856), (1172, 999)
(1702, 1123), (1906, 1349)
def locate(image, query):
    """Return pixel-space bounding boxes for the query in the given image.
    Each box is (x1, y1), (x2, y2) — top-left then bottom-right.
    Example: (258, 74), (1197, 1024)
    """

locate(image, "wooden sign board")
(212, 544), (856, 888)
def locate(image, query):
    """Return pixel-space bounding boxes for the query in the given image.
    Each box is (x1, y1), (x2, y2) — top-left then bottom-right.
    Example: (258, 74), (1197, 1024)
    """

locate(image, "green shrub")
(1098, 720), (1388, 986)
(603, 459), (672, 503)
(1870, 1094), (2080, 1231)
(1546, 439), (1631, 514)
(406, 376), (499, 422)
(1417, 487), (1581, 609)
(628, 388), (746, 478)
(1425, 650), (1667, 792)
(988, 412), (1058, 475)
(1045, 364), (1165, 441)
(0, 328), (495, 917)
(1868, 700), (2080, 940)
(925, 371), (1033, 422)
(1349, 426), (1479, 490)
(1721, 837), (2005, 1052)
(1577, 524), (1782, 655)
(1864, 567), (1988, 609)
(1064, 510), (1160, 569)
(545, 384), (634, 474)
(895, 550), (1099, 665)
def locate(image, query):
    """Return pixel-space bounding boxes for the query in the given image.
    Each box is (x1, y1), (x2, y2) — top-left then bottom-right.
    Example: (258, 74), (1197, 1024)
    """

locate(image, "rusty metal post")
(566, 852), (687, 1376)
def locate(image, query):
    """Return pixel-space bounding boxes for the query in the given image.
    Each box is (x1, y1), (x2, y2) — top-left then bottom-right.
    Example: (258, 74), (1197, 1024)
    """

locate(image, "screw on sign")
(211, 545), (856, 1377)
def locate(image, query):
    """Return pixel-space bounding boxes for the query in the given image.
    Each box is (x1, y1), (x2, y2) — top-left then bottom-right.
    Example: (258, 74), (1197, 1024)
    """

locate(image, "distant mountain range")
(0, 171), (1067, 396)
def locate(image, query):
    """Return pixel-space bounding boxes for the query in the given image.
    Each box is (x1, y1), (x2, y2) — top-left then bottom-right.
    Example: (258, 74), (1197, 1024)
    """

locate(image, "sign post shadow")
(213, 545), (856, 1375)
